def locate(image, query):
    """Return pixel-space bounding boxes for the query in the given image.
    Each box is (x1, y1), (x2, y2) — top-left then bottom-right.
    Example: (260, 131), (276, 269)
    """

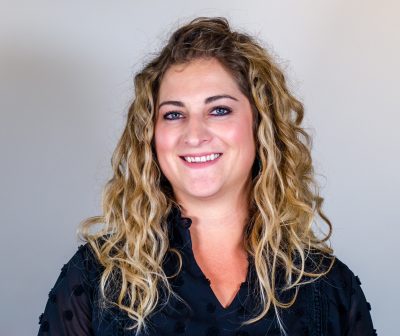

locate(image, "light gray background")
(1, 0), (398, 335)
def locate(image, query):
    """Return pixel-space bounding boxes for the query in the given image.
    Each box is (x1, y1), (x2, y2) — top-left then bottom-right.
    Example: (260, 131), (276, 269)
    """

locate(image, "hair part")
(79, 16), (334, 335)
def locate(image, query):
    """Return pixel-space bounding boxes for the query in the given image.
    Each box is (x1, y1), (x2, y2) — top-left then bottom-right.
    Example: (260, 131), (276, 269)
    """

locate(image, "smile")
(180, 153), (222, 163)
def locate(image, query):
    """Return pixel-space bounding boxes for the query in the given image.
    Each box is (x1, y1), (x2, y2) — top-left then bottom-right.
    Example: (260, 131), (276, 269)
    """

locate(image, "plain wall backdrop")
(1, 0), (399, 334)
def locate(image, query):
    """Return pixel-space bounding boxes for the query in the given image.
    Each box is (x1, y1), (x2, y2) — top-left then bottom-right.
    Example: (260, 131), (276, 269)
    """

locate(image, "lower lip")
(180, 155), (222, 169)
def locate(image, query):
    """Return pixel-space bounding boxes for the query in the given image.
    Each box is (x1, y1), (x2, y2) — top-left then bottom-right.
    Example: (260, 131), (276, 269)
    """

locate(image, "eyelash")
(163, 106), (232, 120)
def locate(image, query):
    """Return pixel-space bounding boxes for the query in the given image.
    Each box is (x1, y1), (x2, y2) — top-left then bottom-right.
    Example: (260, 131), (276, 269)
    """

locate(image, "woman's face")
(154, 58), (256, 202)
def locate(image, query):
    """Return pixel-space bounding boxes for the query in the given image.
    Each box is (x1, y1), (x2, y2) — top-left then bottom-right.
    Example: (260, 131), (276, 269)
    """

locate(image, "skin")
(154, 57), (256, 308)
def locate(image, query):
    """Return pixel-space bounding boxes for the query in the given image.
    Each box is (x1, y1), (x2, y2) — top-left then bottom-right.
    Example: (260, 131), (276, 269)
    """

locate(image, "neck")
(175, 183), (251, 253)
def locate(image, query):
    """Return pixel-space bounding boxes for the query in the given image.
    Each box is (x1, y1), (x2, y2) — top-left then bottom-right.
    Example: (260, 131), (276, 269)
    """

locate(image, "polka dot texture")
(37, 208), (376, 335)
(37, 244), (98, 335)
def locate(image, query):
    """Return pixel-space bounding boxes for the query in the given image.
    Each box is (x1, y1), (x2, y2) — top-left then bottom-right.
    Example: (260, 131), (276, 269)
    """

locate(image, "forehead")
(158, 58), (242, 100)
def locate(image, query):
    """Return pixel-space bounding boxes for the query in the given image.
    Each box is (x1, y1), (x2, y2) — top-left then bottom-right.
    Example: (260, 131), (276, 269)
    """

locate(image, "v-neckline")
(209, 264), (250, 310)
(172, 211), (253, 310)
(187, 230), (252, 311)
(191, 251), (251, 310)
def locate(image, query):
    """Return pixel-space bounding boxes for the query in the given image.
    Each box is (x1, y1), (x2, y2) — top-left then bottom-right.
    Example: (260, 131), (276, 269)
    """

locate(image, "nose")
(183, 117), (211, 146)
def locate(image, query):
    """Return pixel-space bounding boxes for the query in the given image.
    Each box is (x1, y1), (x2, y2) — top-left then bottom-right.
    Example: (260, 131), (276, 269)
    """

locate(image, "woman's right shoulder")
(37, 243), (104, 335)
(67, 243), (104, 285)
(45, 243), (103, 304)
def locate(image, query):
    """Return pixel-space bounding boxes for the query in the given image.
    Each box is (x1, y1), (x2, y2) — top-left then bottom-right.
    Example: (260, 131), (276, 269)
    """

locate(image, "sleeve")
(37, 244), (97, 336)
(346, 273), (376, 336)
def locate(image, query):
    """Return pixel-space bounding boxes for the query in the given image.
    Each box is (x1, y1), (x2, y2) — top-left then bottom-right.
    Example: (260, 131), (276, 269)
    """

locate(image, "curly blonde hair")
(79, 16), (334, 335)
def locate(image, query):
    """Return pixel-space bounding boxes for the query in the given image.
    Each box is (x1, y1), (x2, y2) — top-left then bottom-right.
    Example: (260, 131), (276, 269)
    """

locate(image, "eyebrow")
(158, 94), (238, 109)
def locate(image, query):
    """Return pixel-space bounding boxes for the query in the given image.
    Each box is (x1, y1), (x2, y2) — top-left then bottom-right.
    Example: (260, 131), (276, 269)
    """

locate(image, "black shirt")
(38, 208), (376, 335)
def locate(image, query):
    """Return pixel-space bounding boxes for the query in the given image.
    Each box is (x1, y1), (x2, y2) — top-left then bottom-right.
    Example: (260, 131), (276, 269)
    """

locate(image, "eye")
(163, 111), (183, 120)
(210, 106), (232, 116)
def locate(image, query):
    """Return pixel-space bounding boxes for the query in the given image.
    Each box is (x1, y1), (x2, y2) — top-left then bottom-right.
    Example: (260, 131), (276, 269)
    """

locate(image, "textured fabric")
(38, 208), (376, 335)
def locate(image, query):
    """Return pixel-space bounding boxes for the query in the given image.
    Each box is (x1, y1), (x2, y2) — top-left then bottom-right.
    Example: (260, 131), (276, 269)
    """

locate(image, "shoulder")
(38, 243), (104, 334)
(314, 255), (362, 303)
(318, 256), (362, 300)
(301, 252), (359, 289)
(301, 252), (372, 315)
(314, 255), (376, 334)
(321, 256), (357, 288)
(51, 243), (103, 298)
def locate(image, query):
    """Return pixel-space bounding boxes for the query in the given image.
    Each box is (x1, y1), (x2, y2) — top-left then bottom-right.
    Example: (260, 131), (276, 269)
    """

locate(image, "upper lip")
(179, 152), (222, 157)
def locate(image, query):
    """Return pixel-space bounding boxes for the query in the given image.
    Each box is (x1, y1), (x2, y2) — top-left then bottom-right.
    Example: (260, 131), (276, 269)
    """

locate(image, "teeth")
(183, 153), (221, 163)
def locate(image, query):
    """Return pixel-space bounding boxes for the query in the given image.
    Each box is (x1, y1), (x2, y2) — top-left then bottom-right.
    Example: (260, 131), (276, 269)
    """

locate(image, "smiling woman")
(37, 17), (375, 335)
(155, 58), (255, 202)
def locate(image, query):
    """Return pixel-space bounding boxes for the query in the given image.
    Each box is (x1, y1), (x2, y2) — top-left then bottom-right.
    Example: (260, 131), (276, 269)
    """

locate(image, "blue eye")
(163, 112), (183, 120)
(210, 106), (232, 116)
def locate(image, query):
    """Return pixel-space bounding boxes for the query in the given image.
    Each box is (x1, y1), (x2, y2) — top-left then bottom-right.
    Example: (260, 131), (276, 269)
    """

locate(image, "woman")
(38, 17), (375, 335)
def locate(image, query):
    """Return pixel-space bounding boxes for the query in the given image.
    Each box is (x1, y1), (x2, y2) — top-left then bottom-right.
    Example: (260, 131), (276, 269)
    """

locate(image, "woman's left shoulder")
(318, 255), (368, 301)
(320, 255), (360, 288)
(313, 254), (377, 335)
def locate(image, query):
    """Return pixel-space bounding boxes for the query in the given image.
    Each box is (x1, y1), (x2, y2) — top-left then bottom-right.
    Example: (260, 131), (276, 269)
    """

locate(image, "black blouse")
(38, 208), (376, 335)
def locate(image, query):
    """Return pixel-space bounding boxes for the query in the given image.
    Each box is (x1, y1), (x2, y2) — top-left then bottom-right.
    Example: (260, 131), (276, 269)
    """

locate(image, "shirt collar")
(167, 205), (193, 251)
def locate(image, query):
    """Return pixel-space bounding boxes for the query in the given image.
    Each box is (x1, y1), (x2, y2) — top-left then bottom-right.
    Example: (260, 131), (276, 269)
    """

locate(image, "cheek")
(223, 120), (255, 152)
(154, 126), (176, 162)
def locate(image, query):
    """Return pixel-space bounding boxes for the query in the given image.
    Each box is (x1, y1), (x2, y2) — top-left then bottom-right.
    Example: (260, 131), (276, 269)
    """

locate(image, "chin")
(179, 183), (223, 199)
(188, 191), (220, 199)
